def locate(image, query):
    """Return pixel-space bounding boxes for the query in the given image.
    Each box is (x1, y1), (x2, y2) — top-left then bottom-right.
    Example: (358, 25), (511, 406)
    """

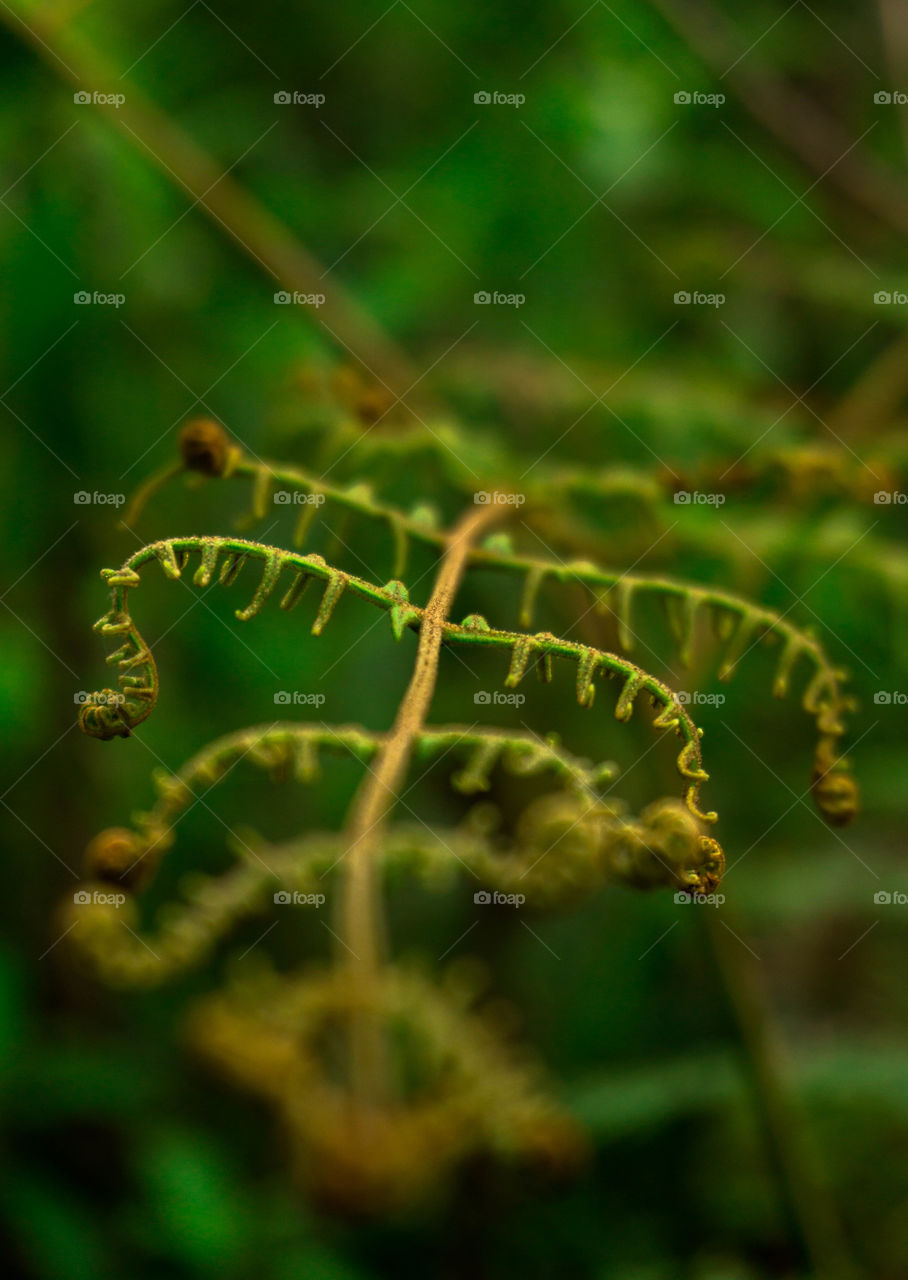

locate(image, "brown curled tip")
(354, 386), (397, 425)
(812, 768), (859, 827)
(85, 827), (147, 889)
(179, 418), (234, 477)
(811, 739), (859, 827)
(696, 836), (725, 894)
(78, 690), (131, 740)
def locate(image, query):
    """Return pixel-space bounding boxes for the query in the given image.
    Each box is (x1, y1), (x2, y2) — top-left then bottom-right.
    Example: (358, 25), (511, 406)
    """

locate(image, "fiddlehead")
(69, 717), (723, 987)
(119, 426), (857, 821)
(186, 964), (585, 1214)
(78, 536), (720, 827)
(76, 565), (158, 741)
(82, 722), (619, 887)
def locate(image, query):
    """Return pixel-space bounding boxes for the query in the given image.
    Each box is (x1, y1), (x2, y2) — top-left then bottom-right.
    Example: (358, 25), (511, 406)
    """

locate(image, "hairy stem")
(338, 502), (504, 1107)
(702, 909), (858, 1280)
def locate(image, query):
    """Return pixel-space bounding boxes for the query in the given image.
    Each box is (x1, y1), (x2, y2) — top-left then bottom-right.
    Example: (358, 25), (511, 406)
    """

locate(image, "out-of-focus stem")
(650, 0), (908, 234)
(702, 908), (858, 1280)
(0, 4), (433, 414)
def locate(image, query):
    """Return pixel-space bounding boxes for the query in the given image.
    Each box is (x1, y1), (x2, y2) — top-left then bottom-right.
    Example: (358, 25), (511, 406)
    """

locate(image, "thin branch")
(0, 6), (434, 412)
(649, 0), (908, 234)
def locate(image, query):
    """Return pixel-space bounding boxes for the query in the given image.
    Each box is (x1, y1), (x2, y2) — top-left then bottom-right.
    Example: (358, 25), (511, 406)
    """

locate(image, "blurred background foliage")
(0, 0), (906, 1276)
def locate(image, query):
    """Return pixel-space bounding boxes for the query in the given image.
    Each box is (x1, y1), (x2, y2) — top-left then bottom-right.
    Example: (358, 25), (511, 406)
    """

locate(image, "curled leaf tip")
(179, 418), (239, 477)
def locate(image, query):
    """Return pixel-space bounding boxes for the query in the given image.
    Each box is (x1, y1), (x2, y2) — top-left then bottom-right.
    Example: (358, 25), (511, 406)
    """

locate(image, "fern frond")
(69, 832), (337, 986)
(79, 537), (719, 826)
(471, 552), (856, 819)
(120, 430), (856, 823)
(70, 708), (723, 990)
(186, 965), (585, 1214)
(83, 721), (620, 887)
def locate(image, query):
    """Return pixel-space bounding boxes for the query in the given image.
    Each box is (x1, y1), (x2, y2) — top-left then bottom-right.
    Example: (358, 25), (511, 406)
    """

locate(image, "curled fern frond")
(78, 565), (158, 740)
(474, 553), (855, 821)
(67, 793), (724, 989)
(65, 836), (335, 987)
(810, 735), (859, 827)
(371, 797), (723, 906)
(499, 793), (724, 900)
(179, 417), (242, 477)
(186, 964), (585, 1215)
(121, 427), (855, 826)
(80, 537), (719, 829)
(68, 710), (724, 988)
(119, 432), (856, 824)
(81, 721), (621, 892)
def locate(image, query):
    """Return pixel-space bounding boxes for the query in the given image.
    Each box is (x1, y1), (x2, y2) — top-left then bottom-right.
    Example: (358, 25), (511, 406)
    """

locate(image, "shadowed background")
(0, 1), (906, 1277)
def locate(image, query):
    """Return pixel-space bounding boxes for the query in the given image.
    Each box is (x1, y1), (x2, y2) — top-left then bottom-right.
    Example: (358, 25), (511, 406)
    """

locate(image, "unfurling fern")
(68, 418), (858, 1212)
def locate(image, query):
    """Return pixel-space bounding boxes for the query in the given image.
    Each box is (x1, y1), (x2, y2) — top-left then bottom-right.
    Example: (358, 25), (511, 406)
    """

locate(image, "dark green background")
(0, 2), (905, 1277)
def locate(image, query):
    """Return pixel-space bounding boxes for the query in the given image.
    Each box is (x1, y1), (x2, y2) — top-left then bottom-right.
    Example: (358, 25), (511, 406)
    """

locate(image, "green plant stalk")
(702, 909), (858, 1280)
(336, 503), (504, 1108)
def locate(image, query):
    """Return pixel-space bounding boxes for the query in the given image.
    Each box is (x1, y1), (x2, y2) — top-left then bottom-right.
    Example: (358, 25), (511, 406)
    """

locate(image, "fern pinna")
(69, 418), (858, 1212)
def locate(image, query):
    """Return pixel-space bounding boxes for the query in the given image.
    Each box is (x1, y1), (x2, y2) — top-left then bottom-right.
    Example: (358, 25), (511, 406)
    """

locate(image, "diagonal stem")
(650, 0), (908, 235)
(0, 4), (434, 412)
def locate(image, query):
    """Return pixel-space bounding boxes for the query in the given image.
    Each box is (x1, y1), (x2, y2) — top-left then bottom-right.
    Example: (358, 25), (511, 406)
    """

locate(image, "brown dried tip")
(85, 828), (147, 889)
(179, 418), (233, 477)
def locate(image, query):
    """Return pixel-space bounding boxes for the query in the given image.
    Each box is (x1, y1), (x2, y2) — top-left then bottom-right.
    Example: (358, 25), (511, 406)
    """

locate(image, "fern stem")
(337, 503), (504, 1109)
(702, 909), (858, 1280)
